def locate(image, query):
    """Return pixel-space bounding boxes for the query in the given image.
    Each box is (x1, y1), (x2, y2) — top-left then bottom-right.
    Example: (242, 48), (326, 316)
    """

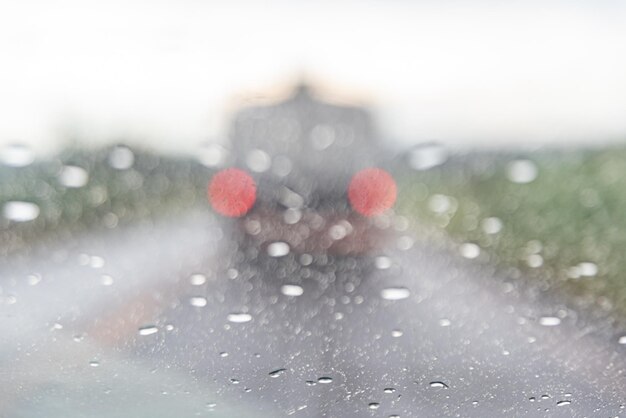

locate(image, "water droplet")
(381, 287), (411, 301)
(408, 143), (448, 170)
(108, 146), (134, 170)
(281, 284), (304, 297)
(578, 262), (598, 277)
(507, 159), (538, 184)
(285, 208), (303, 225)
(3, 201), (40, 222)
(428, 194), (452, 213)
(375, 256), (392, 270)
(539, 316), (561, 326)
(368, 403), (380, 410)
(230, 378), (240, 385)
(317, 377), (333, 384)
(527, 254), (543, 268)
(246, 149), (271, 173)
(101, 274), (114, 286)
(397, 235), (414, 250)
(438, 318), (452, 327)
(0, 144), (34, 167)
(310, 124), (336, 150)
(138, 325), (158, 336)
(389, 415), (400, 418)
(272, 155), (292, 177)
(429, 381), (449, 389)
(268, 242), (290, 257)
(391, 329), (403, 338)
(89, 360), (100, 367)
(556, 400), (571, 406)
(618, 335), (626, 344)
(269, 368), (286, 378)
(198, 143), (227, 167)
(227, 313), (252, 323)
(89, 256), (105, 269)
(305, 380), (317, 386)
(189, 274), (207, 286)
(4, 295), (17, 305)
(383, 388), (396, 393)
(219, 351), (228, 357)
(481, 217), (503, 234)
(189, 296), (207, 307)
(27, 274), (41, 286)
(300, 254), (313, 266)
(59, 165), (89, 188)
(460, 243), (480, 259)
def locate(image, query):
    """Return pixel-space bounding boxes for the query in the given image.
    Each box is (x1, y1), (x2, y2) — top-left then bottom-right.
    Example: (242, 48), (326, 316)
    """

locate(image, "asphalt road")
(1, 210), (626, 417)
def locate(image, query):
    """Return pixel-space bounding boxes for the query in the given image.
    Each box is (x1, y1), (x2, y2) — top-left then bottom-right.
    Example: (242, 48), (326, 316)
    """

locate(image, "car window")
(2, 1), (626, 417)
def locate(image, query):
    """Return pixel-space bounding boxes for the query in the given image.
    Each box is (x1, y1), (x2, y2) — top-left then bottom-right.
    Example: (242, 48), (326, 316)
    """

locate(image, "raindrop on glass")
(3, 201), (40, 222)
(438, 318), (452, 327)
(460, 243), (480, 259)
(101, 274), (114, 286)
(381, 287), (411, 301)
(269, 368), (286, 378)
(108, 146), (134, 170)
(268, 242), (290, 257)
(507, 159), (537, 184)
(0, 144), (34, 167)
(189, 296), (208, 307)
(281, 284), (304, 297)
(481, 217), (503, 234)
(539, 316), (561, 326)
(246, 149), (271, 173)
(408, 143), (448, 170)
(59, 165), (89, 188)
(138, 325), (158, 336)
(391, 329), (403, 338)
(227, 313), (252, 323)
(578, 262), (598, 277)
(189, 274), (207, 286)
(375, 256), (392, 270)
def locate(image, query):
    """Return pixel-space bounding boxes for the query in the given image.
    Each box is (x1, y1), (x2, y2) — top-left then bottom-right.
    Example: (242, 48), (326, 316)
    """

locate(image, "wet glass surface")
(3, 4), (626, 414)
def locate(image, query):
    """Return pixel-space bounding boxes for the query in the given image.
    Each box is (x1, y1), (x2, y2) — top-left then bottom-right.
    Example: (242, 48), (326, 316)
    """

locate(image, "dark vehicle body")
(225, 85), (395, 255)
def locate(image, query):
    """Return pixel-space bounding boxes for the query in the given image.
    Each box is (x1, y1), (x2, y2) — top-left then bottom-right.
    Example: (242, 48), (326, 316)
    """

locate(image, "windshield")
(2, 1), (626, 417)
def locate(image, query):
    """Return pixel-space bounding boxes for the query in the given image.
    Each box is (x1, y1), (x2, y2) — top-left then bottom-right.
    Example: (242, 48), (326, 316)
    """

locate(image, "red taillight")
(208, 168), (256, 217)
(348, 168), (397, 216)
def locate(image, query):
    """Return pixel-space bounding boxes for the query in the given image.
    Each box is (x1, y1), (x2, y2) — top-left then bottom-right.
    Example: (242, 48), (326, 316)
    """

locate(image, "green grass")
(398, 146), (626, 313)
(5, 143), (626, 315)
(0, 146), (213, 256)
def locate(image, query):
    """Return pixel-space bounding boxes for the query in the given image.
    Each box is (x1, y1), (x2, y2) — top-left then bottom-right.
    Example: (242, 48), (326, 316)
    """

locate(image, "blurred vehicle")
(209, 84), (398, 256)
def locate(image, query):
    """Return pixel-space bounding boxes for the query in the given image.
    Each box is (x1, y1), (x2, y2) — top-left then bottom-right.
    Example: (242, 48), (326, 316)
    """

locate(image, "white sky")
(2, 0), (626, 155)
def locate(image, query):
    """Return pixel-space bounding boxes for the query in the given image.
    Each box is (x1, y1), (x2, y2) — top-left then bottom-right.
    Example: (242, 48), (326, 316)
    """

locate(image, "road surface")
(1, 210), (625, 417)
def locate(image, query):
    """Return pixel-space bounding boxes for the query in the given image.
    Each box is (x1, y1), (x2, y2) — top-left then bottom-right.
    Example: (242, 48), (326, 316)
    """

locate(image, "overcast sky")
(2, 0), (626, 154)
